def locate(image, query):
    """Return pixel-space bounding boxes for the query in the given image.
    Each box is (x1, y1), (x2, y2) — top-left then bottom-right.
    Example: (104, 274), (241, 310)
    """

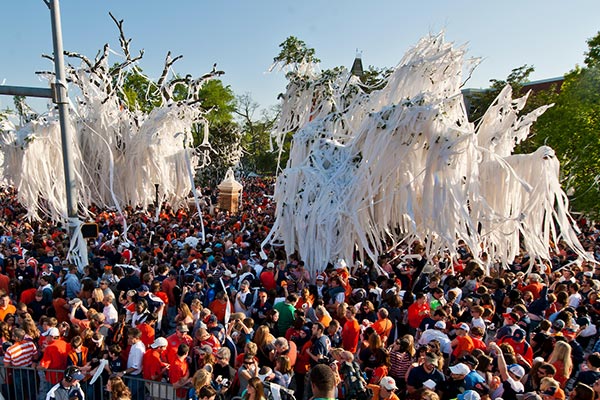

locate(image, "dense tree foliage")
(465, 31), (600, 216)
(273, 36), (320, 69)
(529, 32), (600, 215)
(235, 94), (280, 176)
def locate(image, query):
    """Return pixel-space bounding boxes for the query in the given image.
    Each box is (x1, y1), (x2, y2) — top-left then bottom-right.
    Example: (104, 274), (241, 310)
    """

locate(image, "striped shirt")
(3, 340), (37, 367)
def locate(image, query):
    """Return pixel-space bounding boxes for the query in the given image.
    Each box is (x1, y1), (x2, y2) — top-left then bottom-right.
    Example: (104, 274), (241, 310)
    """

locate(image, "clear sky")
(1, 1), (599, 114)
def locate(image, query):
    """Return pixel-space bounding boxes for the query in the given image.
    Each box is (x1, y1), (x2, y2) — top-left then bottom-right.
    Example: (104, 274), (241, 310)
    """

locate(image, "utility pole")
(0, 0), (80, 252)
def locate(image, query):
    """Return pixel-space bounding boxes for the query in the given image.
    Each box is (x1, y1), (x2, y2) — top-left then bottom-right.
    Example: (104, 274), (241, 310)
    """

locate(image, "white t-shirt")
(471, 316), (487, 334)
(568, 292), (582, 308)
(127, 341), (145, 375)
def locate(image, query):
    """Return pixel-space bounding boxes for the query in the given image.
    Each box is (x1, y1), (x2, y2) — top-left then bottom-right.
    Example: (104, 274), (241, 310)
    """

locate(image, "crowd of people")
(0, 180), (599, 400)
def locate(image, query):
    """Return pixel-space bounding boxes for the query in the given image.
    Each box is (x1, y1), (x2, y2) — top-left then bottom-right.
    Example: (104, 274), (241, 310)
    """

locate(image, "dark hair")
(572, 382), (594, 400)
(128, 327), (142, 339)
(588, 353), (600, 369)
(198, 385), (217, 399)
(309, 364), (336, 394)
(245, 377), (265, 400)
(177, 343), (190, 357)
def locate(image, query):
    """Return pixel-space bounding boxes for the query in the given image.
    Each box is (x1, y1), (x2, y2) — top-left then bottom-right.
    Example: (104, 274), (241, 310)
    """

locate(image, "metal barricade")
(123, 373), (182, 400)
(0, 365), (106, 400)
(0, 365), (187, 400)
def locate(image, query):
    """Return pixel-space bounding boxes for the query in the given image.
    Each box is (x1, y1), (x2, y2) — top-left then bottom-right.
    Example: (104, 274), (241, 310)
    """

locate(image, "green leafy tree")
(236, 93), (280, 175)
(273, 36), (320, 69)
(13, 95), (38, 125)
(197, 79), (236, 127)
(120, 69), (162, 113)
(465, 65), (536, 122)
(117, 69), (240, 181)
(0, 107), (11, 124)
(195, 80), (240, 183)
(197, 119), (243, 186)
(511, 31), (600, 215)
(531, 58), (600, 214)
(584, 30), (600, 68)
(360, 65), (393, 92)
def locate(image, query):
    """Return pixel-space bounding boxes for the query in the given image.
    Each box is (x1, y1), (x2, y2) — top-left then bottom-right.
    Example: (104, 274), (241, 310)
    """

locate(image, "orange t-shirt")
(372, 318), (393, 340)
(143, 348), (167, 381)
(0, 304), (16, 322)
(209, 299), (232, 323)
(342, 319), (361, 353)
(452, 335), (474, 358)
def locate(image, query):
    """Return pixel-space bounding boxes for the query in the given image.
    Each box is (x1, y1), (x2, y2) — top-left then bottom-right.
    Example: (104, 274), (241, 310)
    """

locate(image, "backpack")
(263, 381), (296, 400)
(341, 361), (373, 400)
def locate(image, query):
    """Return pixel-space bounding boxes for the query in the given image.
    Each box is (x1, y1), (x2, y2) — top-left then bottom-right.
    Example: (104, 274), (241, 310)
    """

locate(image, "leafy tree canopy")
(197, 79), (236, 127)
(518, 31), (600, 215)
(584, 30), (600, 68)
(273, 36), (320, 67)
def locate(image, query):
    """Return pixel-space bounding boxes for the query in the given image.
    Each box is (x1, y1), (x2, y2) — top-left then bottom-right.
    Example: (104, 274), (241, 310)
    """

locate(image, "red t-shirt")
(162, 277), (177, 306)
(342, 319), (361, 353)
(143, 348), (167, 381)
(20, 288), (37, 305)
(53, 298), (70, 323)
(209, 299), (231, 324)
(169, 357), (190, 398)
(40, 339), (70, 384)
(407, 302), (430, 329)
(260, 270), (276, 291)
(154, 291), (169, 307)
(294, 340), (313, 374)
(165, 333), (193, 365)
(137, 323), (156, 348)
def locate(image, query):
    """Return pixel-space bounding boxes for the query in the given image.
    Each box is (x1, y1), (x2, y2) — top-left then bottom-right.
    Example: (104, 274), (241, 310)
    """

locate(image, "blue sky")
(1, 1), (599, 114)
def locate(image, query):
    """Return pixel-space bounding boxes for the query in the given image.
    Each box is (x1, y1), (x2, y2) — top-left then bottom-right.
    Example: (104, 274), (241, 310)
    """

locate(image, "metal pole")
(48, 0), (78, 221)
(0, 85), (52, 98)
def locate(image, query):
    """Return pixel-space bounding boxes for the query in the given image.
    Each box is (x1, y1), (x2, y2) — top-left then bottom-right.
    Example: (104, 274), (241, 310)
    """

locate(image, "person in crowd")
(406, 351), (446, 396)
(46, 366), (86, 400)
(106, 375), (132, 400)
(488, 341), (524, 400)
(548, 340), (573, 387)
(309, 364), (337, 400)
(0, 179), (599, 400)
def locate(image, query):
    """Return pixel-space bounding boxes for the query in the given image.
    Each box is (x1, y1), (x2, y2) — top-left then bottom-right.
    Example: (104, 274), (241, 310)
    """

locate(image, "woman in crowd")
(274, 354), (292, 388)
(548, 340), (573, 387)
(253, 325), (275, 367)
(243, 377), (266, 400)
(175, 303), (195, 330)
(106, 374), (132, 400)
(389, 337), (415, 389)
(356, 300), (378, 323)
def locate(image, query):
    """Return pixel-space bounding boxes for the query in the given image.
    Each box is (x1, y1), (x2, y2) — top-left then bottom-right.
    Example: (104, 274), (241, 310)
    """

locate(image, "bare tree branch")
(157, 52), (183, 101)
(109, 12), (132, 59)
(64, 51), (93, 70)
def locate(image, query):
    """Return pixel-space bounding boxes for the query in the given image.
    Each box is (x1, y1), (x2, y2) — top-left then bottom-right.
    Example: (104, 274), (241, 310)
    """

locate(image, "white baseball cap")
(380, 376), (398, 391)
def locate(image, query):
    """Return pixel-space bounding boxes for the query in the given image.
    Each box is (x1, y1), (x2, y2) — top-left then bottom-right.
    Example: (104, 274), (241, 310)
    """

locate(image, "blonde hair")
(179, 303), (194, 320)
(92, 288), (105, 303)
(402, 334), (416, 357)
(191, 298), (202, 310)
(539, 377), (560, 392)
(253, 325), (274, 348)
(191, 368), (211, 392)
(419, 389), (440, 400)
(245, 342), (258, 356)
(548, 341), (573, 377)
(108, 375), (131, 399)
